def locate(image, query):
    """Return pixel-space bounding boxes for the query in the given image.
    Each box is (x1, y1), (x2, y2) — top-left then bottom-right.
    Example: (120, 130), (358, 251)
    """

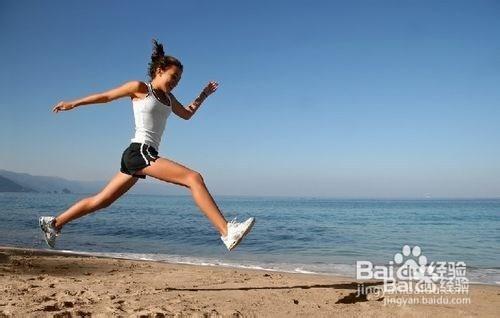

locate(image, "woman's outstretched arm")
(170, 81), (219, 120)
(52, 81), (143, 113)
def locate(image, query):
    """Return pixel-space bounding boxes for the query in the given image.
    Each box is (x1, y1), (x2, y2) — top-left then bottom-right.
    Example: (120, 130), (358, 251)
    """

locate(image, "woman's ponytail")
(151, 39), (165, 62)
(148, 38), (183, 80)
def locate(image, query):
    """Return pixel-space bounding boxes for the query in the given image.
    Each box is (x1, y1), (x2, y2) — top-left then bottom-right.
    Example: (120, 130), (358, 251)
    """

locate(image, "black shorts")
(120, 142), (159, 179)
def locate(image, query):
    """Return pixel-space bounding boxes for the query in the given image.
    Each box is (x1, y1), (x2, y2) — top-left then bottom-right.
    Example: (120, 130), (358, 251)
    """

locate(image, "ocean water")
(1, 193), (499, 284)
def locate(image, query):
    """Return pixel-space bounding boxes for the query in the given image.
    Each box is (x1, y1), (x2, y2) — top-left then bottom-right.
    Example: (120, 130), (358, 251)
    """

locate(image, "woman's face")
(156, 65), (182, 92)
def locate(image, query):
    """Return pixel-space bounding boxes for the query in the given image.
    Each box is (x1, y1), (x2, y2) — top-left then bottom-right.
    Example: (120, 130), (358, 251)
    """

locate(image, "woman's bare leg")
(137, 157), (228, 236)
(53, 172), (139, 231)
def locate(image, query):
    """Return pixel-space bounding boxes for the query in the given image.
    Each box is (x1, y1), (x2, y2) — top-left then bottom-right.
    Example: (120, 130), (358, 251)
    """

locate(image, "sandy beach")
(0, 246), (498, 317)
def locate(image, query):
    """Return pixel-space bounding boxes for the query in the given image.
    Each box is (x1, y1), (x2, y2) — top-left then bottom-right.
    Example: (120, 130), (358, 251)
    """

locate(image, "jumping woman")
(39, 39), (255, 252)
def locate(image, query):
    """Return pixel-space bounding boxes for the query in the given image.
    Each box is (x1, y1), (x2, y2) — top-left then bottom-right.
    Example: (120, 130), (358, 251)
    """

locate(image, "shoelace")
(49, 219), (61, 236)
(223, 217), (240, 239)
(228, 217), (239, 226)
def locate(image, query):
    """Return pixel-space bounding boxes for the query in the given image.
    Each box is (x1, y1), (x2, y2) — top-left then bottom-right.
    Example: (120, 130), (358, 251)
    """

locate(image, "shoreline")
(2, 245), (497, 286)
(1, 245), (499, 317)
(0, 245), (354, 280)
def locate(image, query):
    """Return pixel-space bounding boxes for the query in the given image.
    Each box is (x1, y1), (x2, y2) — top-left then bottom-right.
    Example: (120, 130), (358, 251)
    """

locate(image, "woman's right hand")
(52, 101), (76, 113)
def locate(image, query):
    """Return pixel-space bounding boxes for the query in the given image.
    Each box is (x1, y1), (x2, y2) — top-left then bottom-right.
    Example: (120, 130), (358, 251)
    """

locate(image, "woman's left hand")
(203, 81), (219, 97)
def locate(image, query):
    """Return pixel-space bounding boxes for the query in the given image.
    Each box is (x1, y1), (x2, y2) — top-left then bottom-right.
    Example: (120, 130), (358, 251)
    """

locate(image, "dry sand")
(0, 246), (498, 317)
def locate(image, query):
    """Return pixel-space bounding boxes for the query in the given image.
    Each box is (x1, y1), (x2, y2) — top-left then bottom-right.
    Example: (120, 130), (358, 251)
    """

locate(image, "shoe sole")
(229, 218), (256, 251)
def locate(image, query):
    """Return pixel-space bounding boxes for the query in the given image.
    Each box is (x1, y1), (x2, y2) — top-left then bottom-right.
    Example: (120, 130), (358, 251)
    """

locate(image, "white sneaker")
(39, 216), (60, 248)
(221, 217), (255, 251)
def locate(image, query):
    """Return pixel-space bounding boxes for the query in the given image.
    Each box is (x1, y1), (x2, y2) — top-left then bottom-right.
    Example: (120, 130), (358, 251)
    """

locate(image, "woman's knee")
(185, 171), (204, 187)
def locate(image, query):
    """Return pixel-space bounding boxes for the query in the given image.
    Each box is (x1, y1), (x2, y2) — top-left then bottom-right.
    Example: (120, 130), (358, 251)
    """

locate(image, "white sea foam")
(54, 249), (500, 285)
(55, 249), (353, 277)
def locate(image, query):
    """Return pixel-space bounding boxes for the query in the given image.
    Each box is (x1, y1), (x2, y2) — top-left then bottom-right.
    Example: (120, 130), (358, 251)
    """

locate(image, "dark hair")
(148, 39), (183, 80)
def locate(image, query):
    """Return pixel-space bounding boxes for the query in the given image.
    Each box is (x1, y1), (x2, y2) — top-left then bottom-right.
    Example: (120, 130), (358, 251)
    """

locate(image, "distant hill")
(0, 175), (37, 192)
(0, 169), (95, 194)
(0, 169), (185, 195)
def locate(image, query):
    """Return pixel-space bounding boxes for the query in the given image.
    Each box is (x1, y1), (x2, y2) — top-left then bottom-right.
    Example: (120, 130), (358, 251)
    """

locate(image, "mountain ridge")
(0, 169), (185, 195)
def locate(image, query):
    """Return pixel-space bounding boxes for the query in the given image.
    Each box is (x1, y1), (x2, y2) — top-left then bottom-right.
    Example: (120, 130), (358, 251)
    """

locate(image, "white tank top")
(130, 82), (172, 151)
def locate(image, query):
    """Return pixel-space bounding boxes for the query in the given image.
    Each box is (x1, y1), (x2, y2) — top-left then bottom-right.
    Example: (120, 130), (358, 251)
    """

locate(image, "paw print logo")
(394, 245), (430, 281)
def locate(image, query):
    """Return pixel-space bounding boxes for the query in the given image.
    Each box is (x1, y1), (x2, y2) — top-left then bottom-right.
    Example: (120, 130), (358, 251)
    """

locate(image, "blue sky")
(0, 0), (499, 198)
